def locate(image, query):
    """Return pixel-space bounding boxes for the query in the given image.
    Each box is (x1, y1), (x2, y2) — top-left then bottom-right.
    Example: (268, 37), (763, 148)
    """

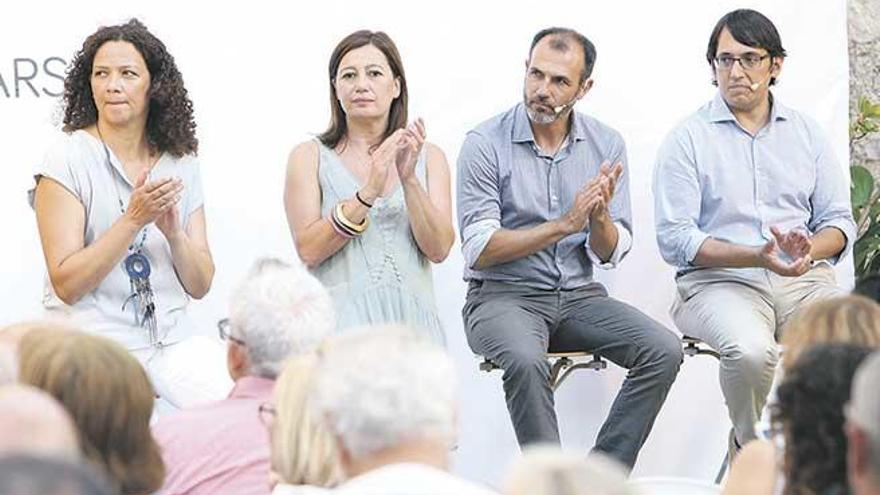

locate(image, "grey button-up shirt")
(457, 103), (633, 290)
(653, 92), (856, 274)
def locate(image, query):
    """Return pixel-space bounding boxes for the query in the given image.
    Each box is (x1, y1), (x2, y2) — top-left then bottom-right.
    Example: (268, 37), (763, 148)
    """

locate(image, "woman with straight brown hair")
(284, 30), (453, 344)
(18, 328), (164, 495)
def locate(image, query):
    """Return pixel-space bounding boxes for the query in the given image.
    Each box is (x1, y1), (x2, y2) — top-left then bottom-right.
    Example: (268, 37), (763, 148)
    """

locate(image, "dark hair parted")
(318, 30), (408, 151)
(530, 27), (597, 83)
(707, 9), (787, 86)
(773, 343), (873, 495)
(62, 18), (197, 157)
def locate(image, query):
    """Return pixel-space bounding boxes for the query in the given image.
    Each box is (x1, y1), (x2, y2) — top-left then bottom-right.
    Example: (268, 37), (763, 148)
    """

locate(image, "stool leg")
(715, 452), (728, 484)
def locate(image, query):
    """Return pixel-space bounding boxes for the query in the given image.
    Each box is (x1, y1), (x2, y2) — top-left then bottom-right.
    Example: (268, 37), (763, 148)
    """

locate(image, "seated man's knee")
(725, 340), (779, 376)
(644, 331), (684, 379)
(502, 347), (549, 376)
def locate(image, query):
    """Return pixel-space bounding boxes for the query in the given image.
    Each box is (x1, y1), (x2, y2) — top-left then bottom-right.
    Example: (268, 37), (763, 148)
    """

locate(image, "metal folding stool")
(479, 351), (608, 391)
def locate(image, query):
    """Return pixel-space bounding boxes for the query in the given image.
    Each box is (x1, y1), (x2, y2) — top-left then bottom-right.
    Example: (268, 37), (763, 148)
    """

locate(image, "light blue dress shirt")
(457, 103), (632, 290)
(653, 92), (856, 274)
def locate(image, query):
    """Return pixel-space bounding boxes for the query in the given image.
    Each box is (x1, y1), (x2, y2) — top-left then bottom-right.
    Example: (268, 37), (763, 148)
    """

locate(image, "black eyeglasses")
(217, 318), (247, 347)
(714, 53), (770, 71)
(258, 402), (277, 426)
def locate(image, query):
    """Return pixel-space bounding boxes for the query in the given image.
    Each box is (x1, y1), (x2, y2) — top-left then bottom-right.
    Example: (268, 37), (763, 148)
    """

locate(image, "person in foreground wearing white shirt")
(310, 325), (497, 495)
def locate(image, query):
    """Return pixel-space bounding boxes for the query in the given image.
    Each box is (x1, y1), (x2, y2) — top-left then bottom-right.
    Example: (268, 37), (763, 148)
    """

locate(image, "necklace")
(94, 124), (159, 346)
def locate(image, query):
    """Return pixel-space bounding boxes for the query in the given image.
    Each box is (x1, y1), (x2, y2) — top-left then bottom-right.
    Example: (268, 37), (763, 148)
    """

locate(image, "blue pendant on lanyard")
(124, 252), (152, 280)
(124, 247), (159, 347)
(98, 126), (161, 347)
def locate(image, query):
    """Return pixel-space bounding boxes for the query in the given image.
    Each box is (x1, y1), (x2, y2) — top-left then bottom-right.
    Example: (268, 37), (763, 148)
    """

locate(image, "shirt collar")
(228, 375), (275, 400)
(511, 102), (587, 144)
(709, 91), (790, 124)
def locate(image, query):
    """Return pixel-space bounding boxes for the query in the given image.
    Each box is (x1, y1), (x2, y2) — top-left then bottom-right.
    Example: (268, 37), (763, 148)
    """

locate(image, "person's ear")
(576, 78), (594, 100)
(770, 56), (784, 79)
(392, 77), (401, 99)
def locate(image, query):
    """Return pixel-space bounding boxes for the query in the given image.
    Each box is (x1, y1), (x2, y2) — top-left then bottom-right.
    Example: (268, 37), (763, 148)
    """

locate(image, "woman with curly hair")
(723, 343), (873, 495)
(284, 30), (454, 343)
(29, 19), (228, 409)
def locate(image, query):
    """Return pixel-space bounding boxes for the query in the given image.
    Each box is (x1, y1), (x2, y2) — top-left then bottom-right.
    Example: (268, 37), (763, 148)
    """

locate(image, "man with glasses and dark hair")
(458, 27), (682, 469)
(653, 8), (856, 457)
(153, 258), (335, 495)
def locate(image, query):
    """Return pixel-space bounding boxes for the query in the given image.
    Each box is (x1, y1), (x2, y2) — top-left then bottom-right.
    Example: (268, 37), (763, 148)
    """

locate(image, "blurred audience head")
(773, 343), (873, 495)
(0, 344), (16, 384)
(854, 274), (880, 304)
(0, 385), (79, 458)
(504, 445), (637, 495)
(781, 295), (880, 372)
(18, 329), (163, 495)
(0, 319), (77, 384)
(0, 455), (114, 495)
(312, 325), (456, 477)
(267, 353), (342, 488)
(225, 257), (335, 381)
(846, 352), (880, 495)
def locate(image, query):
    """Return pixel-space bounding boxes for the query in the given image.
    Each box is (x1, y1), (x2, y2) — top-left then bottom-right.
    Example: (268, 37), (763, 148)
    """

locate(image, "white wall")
(0, 0), (850, 487)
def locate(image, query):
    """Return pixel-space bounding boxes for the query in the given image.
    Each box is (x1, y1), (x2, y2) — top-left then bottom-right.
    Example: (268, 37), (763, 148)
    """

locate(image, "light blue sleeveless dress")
(312, 141), (445, 345)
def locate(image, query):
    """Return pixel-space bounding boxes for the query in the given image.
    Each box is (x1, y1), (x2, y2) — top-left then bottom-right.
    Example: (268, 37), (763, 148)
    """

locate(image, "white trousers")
(132, 336), (233, 416)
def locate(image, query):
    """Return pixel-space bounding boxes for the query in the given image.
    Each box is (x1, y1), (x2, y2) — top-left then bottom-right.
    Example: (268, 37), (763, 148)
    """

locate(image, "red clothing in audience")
(154, 375), (274, 495)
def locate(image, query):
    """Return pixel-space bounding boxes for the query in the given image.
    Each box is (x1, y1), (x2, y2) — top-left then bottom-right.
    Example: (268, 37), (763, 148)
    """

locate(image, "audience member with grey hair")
(0, 385), (80, 459)
(154, 257), (336, 495)
(228, 257), (336, 378)
(0, 455), (113, 495)
(504, 446), (639, 495)
(312, 325), (496, 494)
(847, 352), (880, 495)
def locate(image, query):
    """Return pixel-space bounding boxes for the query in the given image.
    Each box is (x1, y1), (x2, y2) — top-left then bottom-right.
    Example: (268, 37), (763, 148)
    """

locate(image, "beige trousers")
(672, 263), (842, 443)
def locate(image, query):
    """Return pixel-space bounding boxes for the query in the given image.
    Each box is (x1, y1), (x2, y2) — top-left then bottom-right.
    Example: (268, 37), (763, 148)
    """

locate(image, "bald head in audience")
(847, 352), (880, 495)
(504, 446), (638, 495)
(0, 385), (79, 458)
(0, 455), (113, 495)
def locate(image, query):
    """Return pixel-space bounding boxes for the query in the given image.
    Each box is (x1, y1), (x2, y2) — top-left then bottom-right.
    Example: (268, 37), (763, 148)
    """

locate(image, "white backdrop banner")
(0, 0), (850, 486)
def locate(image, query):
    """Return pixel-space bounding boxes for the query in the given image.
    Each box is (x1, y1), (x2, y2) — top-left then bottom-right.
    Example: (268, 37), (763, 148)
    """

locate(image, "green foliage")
(851, 97), (880, 283)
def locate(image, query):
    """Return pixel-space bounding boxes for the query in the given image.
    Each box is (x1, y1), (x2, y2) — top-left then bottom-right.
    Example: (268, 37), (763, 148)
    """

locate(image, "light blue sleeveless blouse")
(312, 141), (445, 345)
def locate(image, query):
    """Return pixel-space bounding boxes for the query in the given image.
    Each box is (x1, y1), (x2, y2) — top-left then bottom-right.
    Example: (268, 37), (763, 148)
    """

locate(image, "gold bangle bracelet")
(334, 202), (369, 234)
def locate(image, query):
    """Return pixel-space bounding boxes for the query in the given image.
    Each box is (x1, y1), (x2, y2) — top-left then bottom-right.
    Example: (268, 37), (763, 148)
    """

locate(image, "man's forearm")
(587, 211), (619, 262)
(809, 227), (846, 261)
(475, 220), (570, 269)
(693, 237), (764, 268)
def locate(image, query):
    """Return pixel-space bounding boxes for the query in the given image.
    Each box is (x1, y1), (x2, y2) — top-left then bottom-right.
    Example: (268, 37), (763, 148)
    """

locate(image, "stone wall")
(849, 0), (880, 172)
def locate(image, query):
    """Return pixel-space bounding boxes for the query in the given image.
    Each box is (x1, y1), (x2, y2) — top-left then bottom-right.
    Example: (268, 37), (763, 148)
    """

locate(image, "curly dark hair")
(773, 343), (873, 495)
(62, 18), (197, 157)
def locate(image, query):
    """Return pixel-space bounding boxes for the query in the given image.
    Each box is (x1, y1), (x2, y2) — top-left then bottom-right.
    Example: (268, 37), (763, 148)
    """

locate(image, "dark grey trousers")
(463, 280), (682, 468)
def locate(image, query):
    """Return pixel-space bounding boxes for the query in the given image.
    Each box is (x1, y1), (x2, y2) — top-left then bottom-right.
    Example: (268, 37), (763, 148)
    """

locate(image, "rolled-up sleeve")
(806, 123), (857, 264)
(653, 129), (710, 267)
(586, 222), (632, 269)
(457, 132), (502, 269)
(585, 133), (633, 268)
